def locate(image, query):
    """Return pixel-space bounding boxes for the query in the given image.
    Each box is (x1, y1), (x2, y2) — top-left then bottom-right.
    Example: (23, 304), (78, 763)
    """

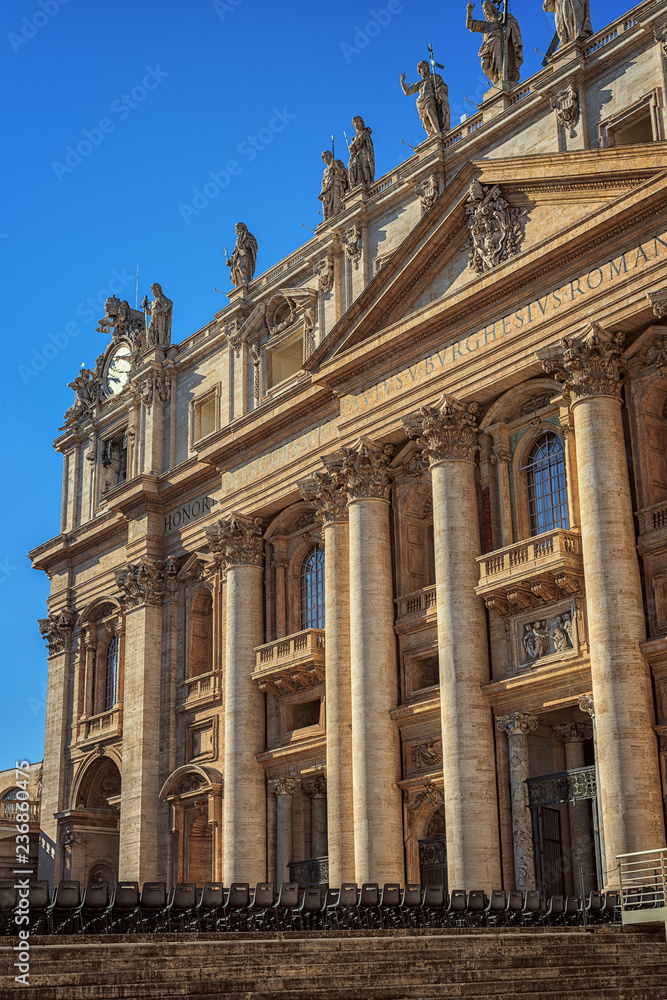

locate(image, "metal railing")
(617, 847), (667, 912)
(288, 856), (329, 886)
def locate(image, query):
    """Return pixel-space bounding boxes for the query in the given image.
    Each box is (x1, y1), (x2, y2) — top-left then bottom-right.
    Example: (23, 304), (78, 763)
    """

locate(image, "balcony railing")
(476, 528), (583, 616)
(288, 856), (329, 886)
(0, 800), (39, 824)
(253, 629), (325, 697)
(84, 706), (121, 740)
(617, 848), (667, 919)
(636, 501), (667, 537)
(395, 585), (437, 625)
(178, 670), (221, 712)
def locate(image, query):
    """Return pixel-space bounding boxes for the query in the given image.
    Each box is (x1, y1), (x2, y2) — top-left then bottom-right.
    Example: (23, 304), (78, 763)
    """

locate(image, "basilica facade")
(31, 0), (667, 898)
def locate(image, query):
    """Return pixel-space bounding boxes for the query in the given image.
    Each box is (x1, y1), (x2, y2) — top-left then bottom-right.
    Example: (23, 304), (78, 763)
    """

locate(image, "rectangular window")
(191, 386), (220, 446)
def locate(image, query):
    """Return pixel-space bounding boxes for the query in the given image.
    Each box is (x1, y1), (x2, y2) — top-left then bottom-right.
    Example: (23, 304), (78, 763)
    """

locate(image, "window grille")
(104, 635), (119, 711)
(300, 545), (325, 630)
(524, 432), (569, 535)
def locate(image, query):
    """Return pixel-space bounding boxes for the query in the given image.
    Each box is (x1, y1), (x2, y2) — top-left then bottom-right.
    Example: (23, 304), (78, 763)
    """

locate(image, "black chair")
(270, 882), (300, 931)
(563, 895), (580, 926)
(45, 881), (82, 935)
(138, 882), (168, 932)
(446, 889), (467, 928)
(358, 883), (382, 930)
(602, 890), (620, 924)
(217, 882), (250, 931)
(398, 884), (423, 928)
(483, 889), (507, 927)
(544, 894), (565, 925)
(247, 883), (274, 931)
(0, 883), (17, 936)
(107, 881), (141, 933)
(519, 889), (542, 926)
(422, 885), (446, 929)
(294, 885), (322, 930)
(24, 881), (51, 935)
(504, 889), (524, 926)
(163, 883), (197, 931)
(378, 883), (402, 929)
(465, 889), (486, 927)
(582, 890), (604, 925)
(326, 882), (358, 929)
(76, 881), (110, 934)
(195, 883), (224, 931)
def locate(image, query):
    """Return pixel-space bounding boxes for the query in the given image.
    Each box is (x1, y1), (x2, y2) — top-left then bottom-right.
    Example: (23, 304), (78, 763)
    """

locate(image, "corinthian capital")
(268, 777), (301, 796)
(205, 512), (264, 569)
(497, 712), (539, 736)
(542, 322), (625, 401)
(402, 394), (481, 464)
(552, 721), (593, 744)
(38, 609), (75, 654)
(338, 437), (394, 501)
(298, 464), (348, 524)
(115, 557), (177, 608)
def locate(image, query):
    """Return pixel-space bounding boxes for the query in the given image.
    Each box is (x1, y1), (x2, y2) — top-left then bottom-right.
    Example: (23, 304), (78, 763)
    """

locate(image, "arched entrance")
(418, 806), (448, 890)
(61, 752), (121, 886)
(160, 765), (223, 887)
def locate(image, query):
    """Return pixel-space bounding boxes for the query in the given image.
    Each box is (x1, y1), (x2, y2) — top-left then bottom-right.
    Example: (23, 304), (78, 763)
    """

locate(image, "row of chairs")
(0, 879), (622, 936)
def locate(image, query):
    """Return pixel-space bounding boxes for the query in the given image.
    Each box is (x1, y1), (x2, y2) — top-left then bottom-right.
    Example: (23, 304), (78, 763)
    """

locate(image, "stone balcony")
(0, 800), (39, 825)
(395, 585), (437, 632)
(177, 670), (222, 713)
(475, 528), (584, 616)
(252, 629), (325, 697)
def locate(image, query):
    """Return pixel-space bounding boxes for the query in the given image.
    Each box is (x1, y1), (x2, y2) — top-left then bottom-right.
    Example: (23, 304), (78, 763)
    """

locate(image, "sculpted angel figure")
(400, 61), (450, 136)
(543, 0), (592, 46)
(466, 1), (523, 86)
(552, 617), (570, 652)
(532, 620), (550, 658)
(227, 223), (258, 286)
(145, 283), (173, 348)
(522, 623), (537, 660)
(348, 116), (375, 189)
(319, 150), (349, 220)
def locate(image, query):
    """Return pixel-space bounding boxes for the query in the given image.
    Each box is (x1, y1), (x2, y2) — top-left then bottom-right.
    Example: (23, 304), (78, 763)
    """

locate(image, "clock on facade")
(105, 345), (132, 395)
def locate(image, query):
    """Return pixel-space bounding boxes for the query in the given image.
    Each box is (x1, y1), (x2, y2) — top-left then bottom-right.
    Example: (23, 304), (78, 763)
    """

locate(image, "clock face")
(106, 345), (132, 395)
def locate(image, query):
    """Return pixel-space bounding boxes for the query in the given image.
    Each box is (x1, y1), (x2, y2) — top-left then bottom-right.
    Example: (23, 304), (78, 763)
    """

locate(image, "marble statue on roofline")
(466, 1), (523, 87)
(348, 116), (375, 188)
(543, 0), (592, 47)
(144, 283), (173, 348)
(319, 150), (349, 220)
(226, 222), (258, 286)
(400, 61), (450, 137)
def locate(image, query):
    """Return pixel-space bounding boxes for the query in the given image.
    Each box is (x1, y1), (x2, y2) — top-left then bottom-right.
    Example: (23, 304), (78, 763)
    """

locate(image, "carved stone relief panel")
(187, 717), (219, 763)
(511, 597), (582, 674)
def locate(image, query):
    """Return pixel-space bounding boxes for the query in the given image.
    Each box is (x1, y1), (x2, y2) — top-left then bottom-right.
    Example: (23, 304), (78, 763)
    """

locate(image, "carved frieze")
(542, 322), (625, 399)
(38, 609), (75, 654)
(466, 180), (525, 274)
(552, 721), (593, 744)
(298, 467), (349, 524)
(115, 556), (178, 608)
(206, 513), (265, 569)
(403, 394), (480, 464)
(338, 438), (394, 501)
(268, 777), (302, 796)
(550, 83), (580, 138)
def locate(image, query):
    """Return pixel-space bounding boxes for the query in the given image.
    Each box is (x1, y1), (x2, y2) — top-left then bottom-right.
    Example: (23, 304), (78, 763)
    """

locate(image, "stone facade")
(0, 764), (41, 882)
(30, 1), (667, 894)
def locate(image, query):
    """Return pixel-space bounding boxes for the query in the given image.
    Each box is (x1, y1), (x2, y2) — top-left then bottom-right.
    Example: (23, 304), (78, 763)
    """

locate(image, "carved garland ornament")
(550, 83), (580, 138)
(338, 438), (394, 501)
(205, 513), (264, 569)
(115, 556), (178, 608)
(38, 610), (76, 654)
(403, 394), (481, 464)
(466, 179), (525, 275)
(298, 466), (349, 524)
(542, 322), (625, 400)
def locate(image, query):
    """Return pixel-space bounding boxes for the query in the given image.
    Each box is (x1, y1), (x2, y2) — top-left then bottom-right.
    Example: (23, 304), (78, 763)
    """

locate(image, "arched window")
(525, 432), (569, 536)
(104, 635), (119, 711)
(2, 788), (21, 800)
(300, 545), (325, 630)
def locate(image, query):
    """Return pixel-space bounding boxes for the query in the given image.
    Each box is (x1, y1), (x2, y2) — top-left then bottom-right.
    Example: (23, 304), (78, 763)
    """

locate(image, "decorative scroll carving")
(466, 180), (525, 275)
(552, 721), (593, 744)
(403, 394), (480, 464)
(38, 610), (75, 654)
(338, 437), (394, 501)
(249, 343), (261, 404)
(298, 467), (349, 524)
(115, 556), (178, 608)
(496, 713), (539, 736)
(550, 83), (580, 138)
(542, 322), (625, 400)
(416, 173), (439, 214)
(341, 224), (362, 270)
(268, 777), (302, 796)
(314, 254), (334, 293)
(411, 738), (443, 768)
(205, 513), (264, 569)
(527, 765), (596, 807)
(405, 781), (444, 828)
(578, 694), (595, 718)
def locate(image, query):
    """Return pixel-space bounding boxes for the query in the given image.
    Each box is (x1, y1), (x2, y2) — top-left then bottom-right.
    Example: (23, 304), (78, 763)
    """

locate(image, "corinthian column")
(544, 325), (665, 861)
(497, 713), (538, 891)
(338, 438), (404, 884)
(553, 721), (595, 891)
(269, 778), (300, 885)
(299, 471), (354, 883)
(206, 514), (266, 883)
(404, 396), (501, 887)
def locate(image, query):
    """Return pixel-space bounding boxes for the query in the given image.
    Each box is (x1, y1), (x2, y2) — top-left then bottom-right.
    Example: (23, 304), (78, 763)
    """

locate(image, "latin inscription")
(340, 233), (667, 419)
(221, 418), (340, 495)
(164, 496), (217, 532)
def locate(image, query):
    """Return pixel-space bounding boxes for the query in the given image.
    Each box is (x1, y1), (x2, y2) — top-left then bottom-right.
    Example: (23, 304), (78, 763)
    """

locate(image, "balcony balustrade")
(178, 670), (221, 712)
(395, 585), (437, 629)
(0, 800), (39, 824)
(253, 629), (325, 697)
(476, 528), (584, 616)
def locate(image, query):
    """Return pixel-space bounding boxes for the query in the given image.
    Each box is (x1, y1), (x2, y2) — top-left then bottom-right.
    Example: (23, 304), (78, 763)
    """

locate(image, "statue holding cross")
(466, 1), (523, 88)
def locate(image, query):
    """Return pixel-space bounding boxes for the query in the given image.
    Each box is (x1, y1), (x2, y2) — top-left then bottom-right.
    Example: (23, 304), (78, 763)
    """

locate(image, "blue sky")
(0, 0), (632, 768)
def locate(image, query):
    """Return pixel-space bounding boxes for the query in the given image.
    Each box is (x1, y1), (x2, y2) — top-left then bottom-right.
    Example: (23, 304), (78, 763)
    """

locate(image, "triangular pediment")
(307, 146), (667, 374)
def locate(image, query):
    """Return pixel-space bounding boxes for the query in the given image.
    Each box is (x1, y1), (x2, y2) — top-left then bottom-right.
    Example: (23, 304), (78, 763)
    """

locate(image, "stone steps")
(2, 928), (666, 1000)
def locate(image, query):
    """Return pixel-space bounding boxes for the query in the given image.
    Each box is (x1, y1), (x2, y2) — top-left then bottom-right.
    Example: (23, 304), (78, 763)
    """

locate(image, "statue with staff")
(466, 0), (523, 88)
(226, 222), (258, 286)
(543, 0), (592, 47)
(400, 45), (450, 137)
